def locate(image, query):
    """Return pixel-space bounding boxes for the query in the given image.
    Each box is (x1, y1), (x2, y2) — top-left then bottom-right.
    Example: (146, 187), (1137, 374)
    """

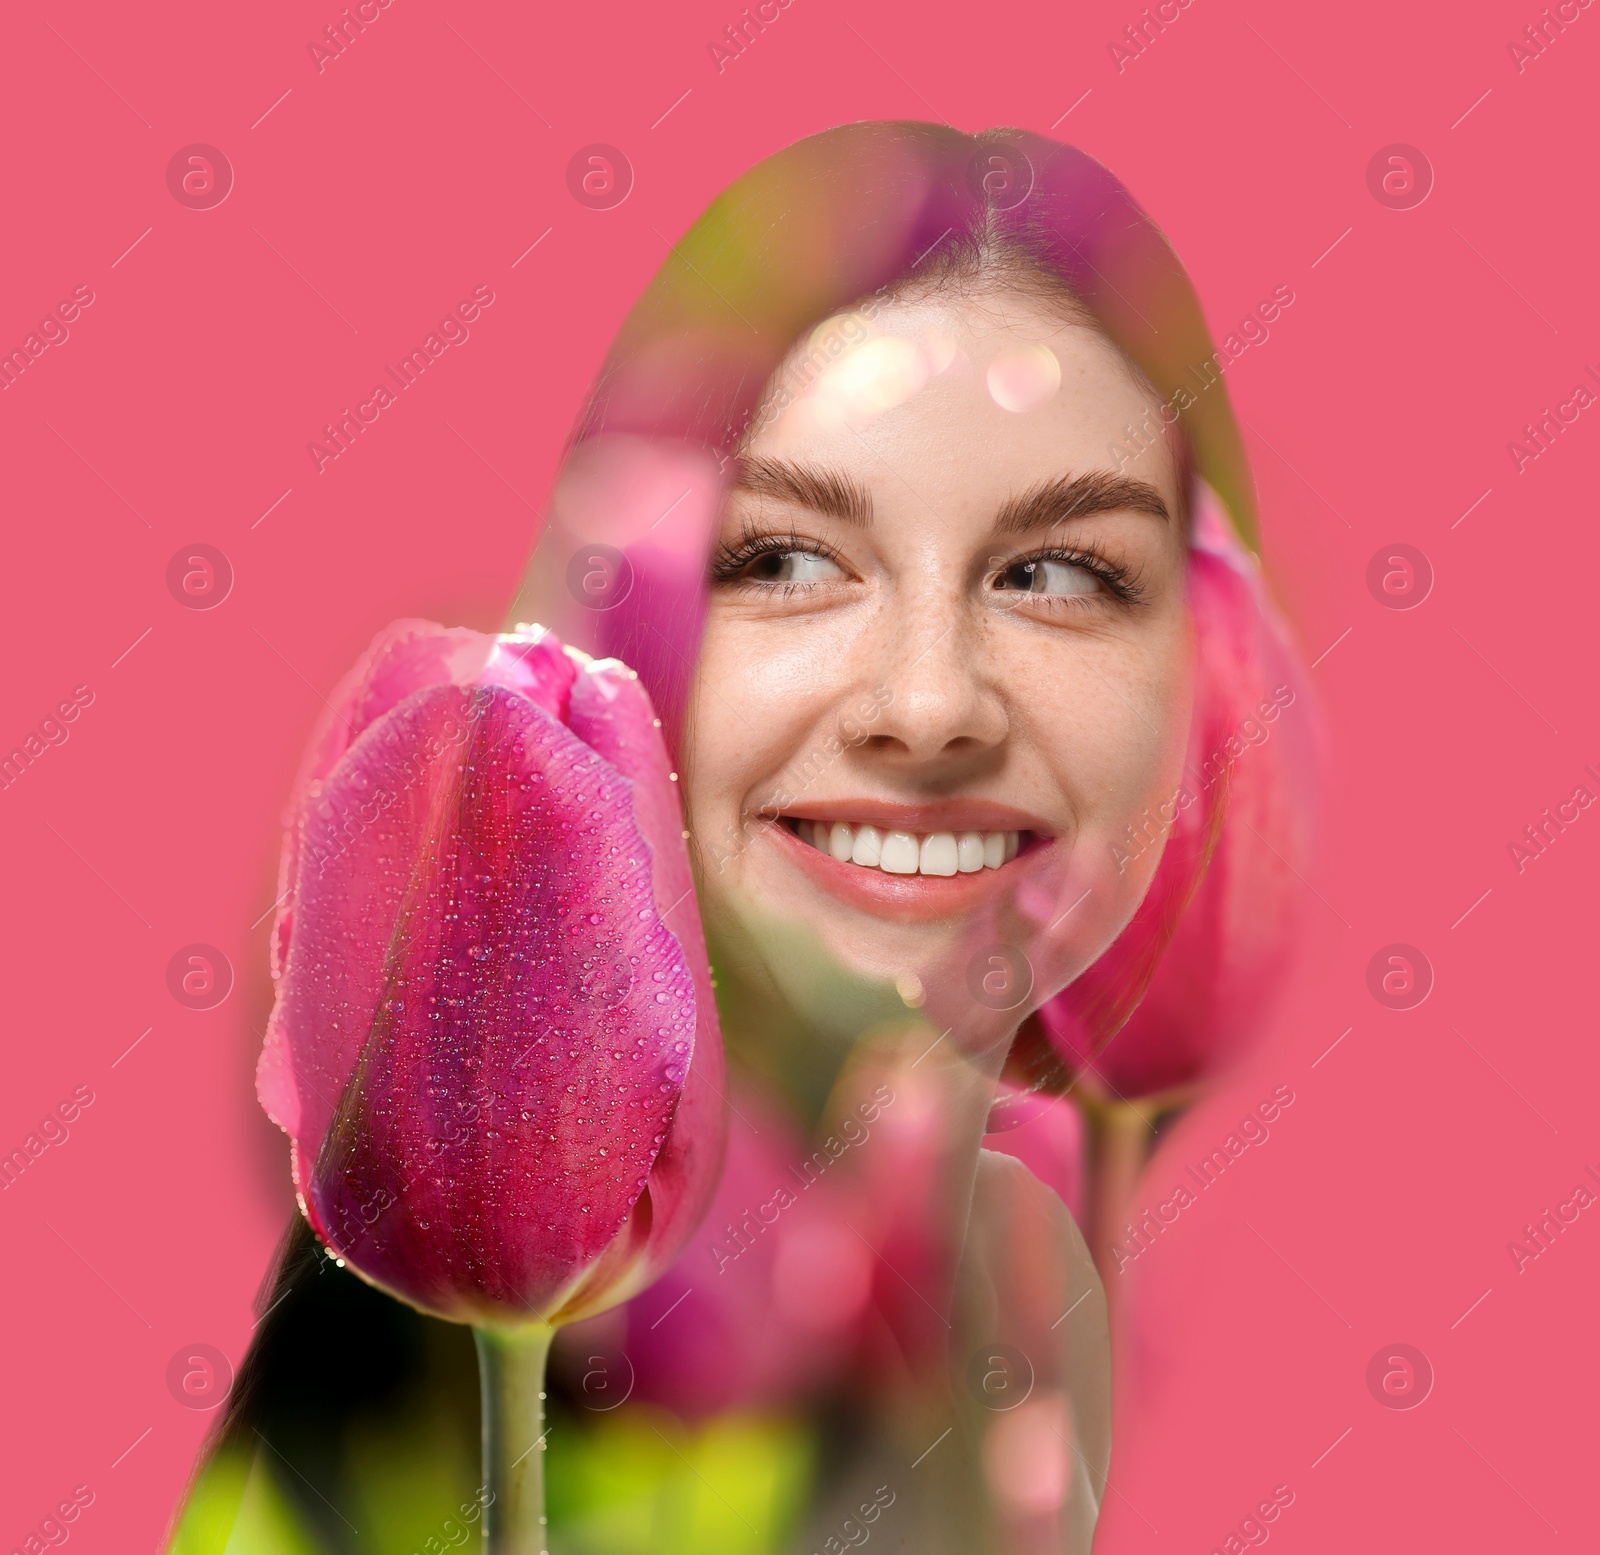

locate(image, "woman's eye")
(742, 549), (845, 584)
(995, 557), (1100, 596)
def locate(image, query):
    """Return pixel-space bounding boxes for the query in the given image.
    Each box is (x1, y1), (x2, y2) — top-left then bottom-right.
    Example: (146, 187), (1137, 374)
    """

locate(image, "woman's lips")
(788, 816), (1020, 875)
(759, 809), (1052, 922)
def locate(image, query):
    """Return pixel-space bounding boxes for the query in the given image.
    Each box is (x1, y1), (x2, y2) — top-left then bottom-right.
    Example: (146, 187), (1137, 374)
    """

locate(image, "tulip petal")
(266, 679), (696, 1324)
(262, 624), (577, 1110)
(561, 660), (727, 1311)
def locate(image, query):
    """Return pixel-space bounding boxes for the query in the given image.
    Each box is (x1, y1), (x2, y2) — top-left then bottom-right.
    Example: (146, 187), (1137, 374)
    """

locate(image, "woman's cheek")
(684, 621), (814, 869)
(1055, 629), (1193, 895)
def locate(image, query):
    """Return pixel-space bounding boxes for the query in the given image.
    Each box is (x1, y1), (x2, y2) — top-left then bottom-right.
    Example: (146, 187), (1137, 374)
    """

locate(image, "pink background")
(2, 0), (1594, 1548)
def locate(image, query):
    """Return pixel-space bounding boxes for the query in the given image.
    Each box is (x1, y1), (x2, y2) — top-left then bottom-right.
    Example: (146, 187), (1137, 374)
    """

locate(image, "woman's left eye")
(994, 557), (1101, 597)
(741, 549), (845, 584)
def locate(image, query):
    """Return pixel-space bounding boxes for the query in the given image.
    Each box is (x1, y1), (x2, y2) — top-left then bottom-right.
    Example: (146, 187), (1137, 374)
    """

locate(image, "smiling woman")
(693, 283), (1191, 962)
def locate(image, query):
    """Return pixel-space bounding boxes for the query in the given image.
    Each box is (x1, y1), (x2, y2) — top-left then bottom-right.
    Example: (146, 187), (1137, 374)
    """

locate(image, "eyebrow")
(994, 471), (1172, 532)
(731, 458), (1171, 532)
(732, 456), (874, 525)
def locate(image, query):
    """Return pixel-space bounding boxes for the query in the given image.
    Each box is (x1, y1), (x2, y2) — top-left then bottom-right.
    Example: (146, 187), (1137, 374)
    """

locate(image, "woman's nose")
(856, 594), (1009, 765)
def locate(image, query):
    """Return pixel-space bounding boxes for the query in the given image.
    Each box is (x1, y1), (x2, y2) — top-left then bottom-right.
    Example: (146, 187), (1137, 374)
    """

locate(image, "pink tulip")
(256, 619), (725, 1329)
(598, 1084), (875, 1419)
(983, 1087), (1087, 1226)
(1036, 487), (1319, 1100)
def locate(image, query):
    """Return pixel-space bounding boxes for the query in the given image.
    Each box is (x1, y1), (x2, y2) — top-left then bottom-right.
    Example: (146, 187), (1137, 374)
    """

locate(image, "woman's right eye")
(740, 548), (845, 584)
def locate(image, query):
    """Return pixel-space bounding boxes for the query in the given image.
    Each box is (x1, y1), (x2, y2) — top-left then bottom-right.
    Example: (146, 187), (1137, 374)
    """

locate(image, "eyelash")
(710, 525), (1146, 607)
(710, 525), (852, 594)
(1000, 545), (1148, 606)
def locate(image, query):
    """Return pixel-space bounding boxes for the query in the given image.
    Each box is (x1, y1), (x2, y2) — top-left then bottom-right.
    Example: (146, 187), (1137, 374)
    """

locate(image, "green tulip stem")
(474, 1323), (556, 1555)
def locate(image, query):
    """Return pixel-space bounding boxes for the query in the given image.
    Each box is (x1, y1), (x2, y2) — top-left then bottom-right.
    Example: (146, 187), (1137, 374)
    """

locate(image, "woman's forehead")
(744, 291), (1181, 522)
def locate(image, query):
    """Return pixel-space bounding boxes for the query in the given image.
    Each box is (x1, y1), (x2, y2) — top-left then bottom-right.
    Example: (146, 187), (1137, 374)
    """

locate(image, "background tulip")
(1030, 487), (1320, 1275)
(577, 1085), (868, 1421)
(256, 618), (725, 1551)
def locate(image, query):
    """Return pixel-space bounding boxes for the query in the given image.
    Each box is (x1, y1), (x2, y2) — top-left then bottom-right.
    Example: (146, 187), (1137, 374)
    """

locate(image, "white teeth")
(880, 831), (921, 874)
(790, 819), (1022, 877)
(957, 832), (985, 873)
(850, 824), (883, 866)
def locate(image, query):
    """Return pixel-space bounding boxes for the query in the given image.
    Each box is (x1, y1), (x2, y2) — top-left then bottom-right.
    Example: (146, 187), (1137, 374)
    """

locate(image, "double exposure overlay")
(173, 123), (1318, 1555)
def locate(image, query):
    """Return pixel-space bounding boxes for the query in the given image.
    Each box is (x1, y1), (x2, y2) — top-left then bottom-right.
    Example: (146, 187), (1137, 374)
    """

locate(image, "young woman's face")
(682, 289), (1194, 1031)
